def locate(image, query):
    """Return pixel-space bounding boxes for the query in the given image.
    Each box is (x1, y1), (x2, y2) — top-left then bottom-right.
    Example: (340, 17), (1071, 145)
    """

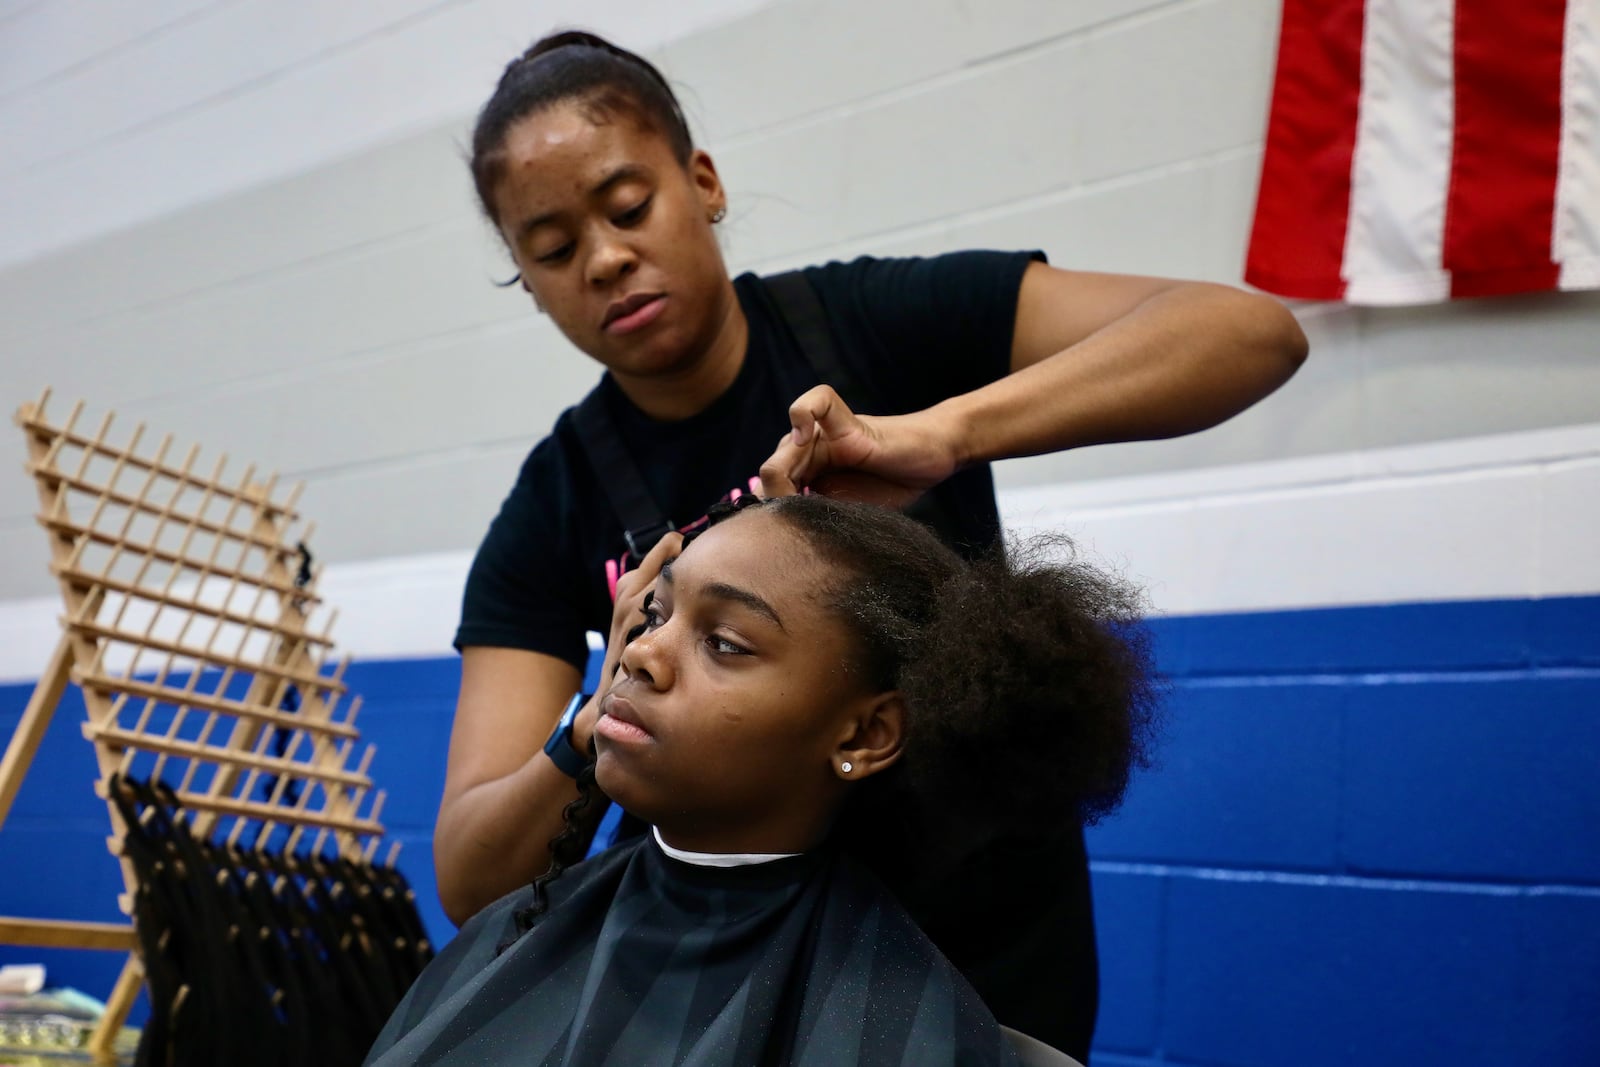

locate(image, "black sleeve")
(802, 249), (1045, 412)
(453, 435), (591, 672)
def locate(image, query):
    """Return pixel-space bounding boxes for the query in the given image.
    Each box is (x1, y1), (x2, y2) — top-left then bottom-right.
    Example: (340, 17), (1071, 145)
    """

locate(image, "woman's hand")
(758, 386), (963, 505)
(573, 530), (683, 750)
(436, 531), (681, 925)
(765, 265), (1307, 507)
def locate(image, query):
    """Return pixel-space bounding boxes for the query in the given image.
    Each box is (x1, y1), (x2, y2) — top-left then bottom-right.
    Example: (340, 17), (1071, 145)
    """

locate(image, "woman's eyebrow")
(590, 162), (650, 197)
(516, 164), (652, 239)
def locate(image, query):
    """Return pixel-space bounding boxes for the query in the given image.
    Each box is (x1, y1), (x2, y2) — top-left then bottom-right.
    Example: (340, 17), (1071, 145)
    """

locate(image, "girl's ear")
(835, 692), (905, 780)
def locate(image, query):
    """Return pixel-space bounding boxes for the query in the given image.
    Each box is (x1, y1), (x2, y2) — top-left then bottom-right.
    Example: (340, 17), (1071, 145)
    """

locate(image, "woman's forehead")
(502, 102), (668, 173)
(494, 107), (667, 221)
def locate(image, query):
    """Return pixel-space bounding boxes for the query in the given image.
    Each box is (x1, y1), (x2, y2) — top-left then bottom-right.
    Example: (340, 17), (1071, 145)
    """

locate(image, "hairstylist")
(435, 30), (1307, 1060)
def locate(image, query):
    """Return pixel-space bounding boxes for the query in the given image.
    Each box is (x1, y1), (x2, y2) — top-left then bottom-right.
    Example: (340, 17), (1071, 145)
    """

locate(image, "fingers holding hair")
(603, 531), (682, 685)
(759, 385), (863, 497)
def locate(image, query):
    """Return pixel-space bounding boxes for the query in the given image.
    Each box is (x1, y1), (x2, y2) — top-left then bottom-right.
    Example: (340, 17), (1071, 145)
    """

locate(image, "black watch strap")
(543, 692), (591, 778)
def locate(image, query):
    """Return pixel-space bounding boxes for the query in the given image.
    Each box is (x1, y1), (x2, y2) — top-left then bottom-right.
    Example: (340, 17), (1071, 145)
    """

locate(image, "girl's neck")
(651, 827), (800, 868)
(611, 282), (749, 421)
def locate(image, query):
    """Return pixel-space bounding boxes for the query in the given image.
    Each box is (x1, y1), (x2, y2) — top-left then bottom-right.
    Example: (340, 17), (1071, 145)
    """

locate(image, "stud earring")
(840, 761), (853, 774)
(711, 207), (726, 224)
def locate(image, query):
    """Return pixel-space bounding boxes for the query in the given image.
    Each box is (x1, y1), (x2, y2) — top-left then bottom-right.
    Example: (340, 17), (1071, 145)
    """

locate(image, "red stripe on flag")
(1443, 0), (1567, 298)
(1245, 0), (1367, 300)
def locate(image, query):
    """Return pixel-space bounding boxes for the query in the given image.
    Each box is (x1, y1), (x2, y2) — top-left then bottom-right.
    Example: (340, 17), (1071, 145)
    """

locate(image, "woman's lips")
(603, 294), (667, 335)
(595, 692), (653, 745)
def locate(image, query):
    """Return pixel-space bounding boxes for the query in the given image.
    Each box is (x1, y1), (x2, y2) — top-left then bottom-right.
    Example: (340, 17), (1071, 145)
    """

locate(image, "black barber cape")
(364, 833), (1019, 1066)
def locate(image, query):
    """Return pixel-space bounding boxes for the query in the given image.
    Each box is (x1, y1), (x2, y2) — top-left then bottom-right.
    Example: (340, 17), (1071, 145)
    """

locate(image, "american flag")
(1246, 0), (1599, 305)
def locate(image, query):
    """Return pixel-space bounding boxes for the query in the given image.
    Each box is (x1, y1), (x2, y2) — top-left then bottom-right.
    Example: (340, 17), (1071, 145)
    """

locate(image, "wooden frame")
(0, 391), (392, 1058)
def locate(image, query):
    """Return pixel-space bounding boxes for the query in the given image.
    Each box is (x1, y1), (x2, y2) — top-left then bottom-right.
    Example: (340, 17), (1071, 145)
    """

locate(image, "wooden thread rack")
(0, 390), (395, 1058)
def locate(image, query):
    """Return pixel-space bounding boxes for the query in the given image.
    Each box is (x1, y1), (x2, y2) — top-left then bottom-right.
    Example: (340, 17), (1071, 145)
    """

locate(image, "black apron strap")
(761, 269), (970, 542)
(572, 389), (674, 563)
(575, 271), (938, 565)
(760, 270), (869, 410)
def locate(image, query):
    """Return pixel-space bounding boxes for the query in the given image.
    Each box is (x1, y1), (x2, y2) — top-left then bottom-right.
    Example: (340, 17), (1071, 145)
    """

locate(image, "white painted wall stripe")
(2, 424), (1597, 683)
(1341, 0), (1455, 305)
(1003, 422), (1600, 615)
(1556, 0), (1600, 289)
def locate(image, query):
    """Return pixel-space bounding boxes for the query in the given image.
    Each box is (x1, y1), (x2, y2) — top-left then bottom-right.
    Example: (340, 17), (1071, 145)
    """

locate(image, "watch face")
(547, 693), (588, 758)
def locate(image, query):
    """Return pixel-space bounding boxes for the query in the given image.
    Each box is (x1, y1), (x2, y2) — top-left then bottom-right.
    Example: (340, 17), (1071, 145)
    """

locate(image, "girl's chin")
(592, 752), (644, 813)
(593, 750), (620, 794)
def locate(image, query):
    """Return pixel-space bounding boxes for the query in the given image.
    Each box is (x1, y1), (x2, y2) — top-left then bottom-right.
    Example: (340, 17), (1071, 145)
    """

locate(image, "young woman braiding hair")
(435, 28), (1304, 1059)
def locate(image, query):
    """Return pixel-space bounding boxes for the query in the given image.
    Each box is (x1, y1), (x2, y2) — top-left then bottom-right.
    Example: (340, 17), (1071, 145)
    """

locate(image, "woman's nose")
(587, 233), (638, 287)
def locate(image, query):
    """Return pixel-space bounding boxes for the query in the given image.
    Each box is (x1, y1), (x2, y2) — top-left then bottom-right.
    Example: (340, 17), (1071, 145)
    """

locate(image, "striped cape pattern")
(363, 836), (1019, 1066)
(1246, 0), (1600, 304)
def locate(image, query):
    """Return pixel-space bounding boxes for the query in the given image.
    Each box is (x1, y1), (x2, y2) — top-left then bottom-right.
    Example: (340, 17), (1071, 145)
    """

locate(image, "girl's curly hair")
(747, 495), (1159, 884)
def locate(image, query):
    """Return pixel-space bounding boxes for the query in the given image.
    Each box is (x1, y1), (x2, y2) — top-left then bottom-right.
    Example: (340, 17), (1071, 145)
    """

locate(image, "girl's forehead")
(675, 514), (830, 604)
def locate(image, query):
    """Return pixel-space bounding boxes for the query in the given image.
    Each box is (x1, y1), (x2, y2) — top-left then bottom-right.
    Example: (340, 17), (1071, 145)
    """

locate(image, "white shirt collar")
(651, 826), (801, 868)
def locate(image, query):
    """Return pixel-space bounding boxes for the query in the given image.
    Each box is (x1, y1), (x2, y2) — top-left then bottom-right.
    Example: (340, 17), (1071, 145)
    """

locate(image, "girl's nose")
(618, 625), (672, 690)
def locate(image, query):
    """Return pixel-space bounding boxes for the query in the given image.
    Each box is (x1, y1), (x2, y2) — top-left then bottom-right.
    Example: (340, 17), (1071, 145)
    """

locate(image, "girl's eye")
(614, 196), (652, 226)
(707, 634), (749, 656)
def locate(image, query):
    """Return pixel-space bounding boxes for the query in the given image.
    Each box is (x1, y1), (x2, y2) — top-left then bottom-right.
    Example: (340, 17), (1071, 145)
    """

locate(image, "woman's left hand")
(758, 385), (962, 506)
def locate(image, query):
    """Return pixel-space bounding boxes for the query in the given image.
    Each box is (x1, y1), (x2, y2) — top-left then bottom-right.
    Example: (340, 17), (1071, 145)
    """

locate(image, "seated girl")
(365, 495), (1157, 1066)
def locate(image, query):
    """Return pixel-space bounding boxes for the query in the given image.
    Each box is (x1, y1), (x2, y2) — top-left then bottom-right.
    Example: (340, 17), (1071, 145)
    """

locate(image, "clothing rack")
(0, 390), (395, 1058)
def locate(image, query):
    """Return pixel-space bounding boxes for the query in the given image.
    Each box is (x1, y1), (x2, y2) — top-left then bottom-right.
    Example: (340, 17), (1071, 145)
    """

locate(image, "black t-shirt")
(454, 250), (1099, 1059)
(458, 250), (1039, 668)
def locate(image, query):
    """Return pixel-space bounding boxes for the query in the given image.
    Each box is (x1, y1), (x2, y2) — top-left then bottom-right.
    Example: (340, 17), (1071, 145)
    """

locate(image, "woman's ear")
(689, 148), (727, 223)
(834, 692), (905, 780)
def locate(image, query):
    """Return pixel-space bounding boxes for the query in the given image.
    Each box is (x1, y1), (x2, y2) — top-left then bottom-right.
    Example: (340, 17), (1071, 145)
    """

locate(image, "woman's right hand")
(436, 533), (682, 925)
(573, 531), (683, 752)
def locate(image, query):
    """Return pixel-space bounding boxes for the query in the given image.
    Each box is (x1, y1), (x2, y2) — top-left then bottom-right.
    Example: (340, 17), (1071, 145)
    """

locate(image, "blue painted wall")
(1088, 596), (1600, 1067)
(3, 596), (1597, 1064)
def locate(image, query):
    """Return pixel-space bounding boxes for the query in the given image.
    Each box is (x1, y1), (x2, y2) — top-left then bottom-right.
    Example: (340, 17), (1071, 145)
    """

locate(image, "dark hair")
(503, 495), (1158, 943)
(756, 496), (1159, 879)
(502, 758), (599, 950)
(470, 30), (694, 226)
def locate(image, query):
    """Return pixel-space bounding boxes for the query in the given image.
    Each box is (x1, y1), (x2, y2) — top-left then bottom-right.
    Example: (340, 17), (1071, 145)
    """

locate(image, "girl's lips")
(603, 294), (667, 335)
(595, 713), (652, 745)
(595, 692), (653, 745)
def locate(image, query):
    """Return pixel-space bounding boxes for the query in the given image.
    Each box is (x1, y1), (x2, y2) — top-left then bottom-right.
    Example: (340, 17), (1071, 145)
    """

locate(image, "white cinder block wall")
(3, 0), (1599, 641)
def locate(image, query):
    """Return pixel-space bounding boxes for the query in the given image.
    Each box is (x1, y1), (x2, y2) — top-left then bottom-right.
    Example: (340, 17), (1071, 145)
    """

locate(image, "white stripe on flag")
(1556, 0), (1600, 289)
(1342, 0), (1456, 305)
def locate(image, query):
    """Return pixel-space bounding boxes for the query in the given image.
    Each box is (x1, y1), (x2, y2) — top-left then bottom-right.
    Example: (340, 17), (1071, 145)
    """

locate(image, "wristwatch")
(542, 692), (592, 778)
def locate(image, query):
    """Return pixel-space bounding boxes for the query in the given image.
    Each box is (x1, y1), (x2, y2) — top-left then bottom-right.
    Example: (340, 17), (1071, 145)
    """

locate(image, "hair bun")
(521, 30), (613, 64)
